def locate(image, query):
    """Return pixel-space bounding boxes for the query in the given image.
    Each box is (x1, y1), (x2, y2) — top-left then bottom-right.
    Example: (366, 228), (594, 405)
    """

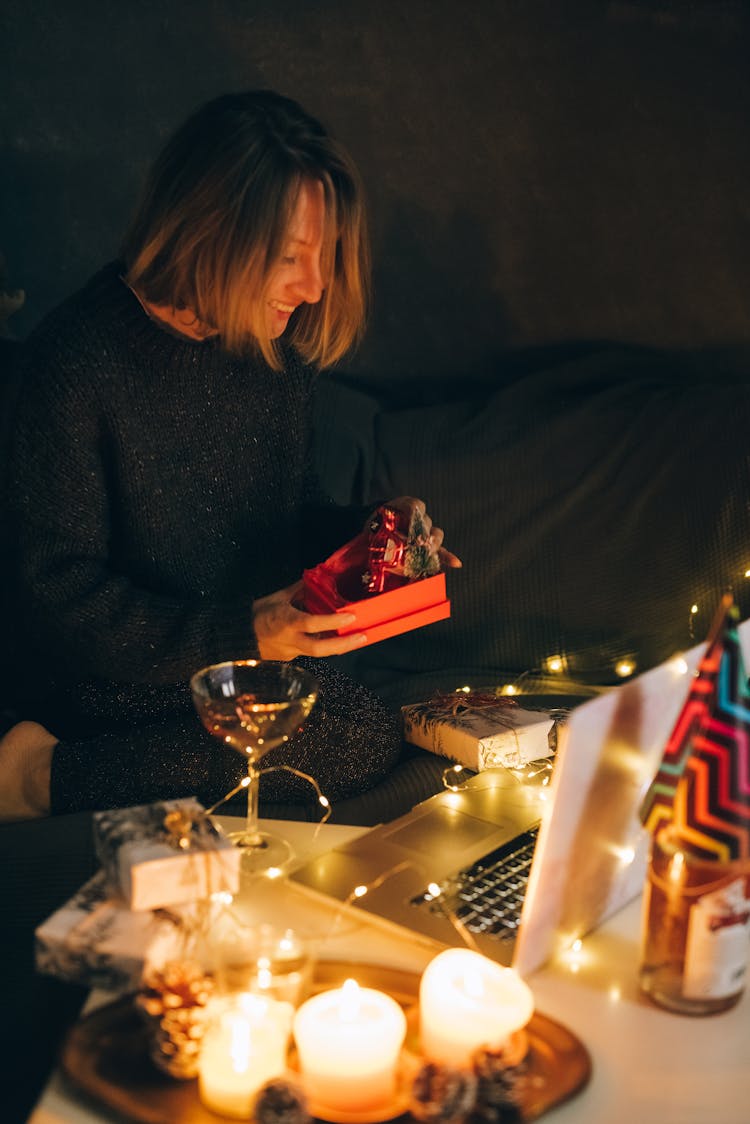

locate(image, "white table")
(30, 818), (750, 1124)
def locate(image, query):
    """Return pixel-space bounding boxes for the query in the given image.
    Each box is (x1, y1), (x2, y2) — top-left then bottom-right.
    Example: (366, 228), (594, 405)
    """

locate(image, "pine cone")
(254, 1077), (310, 1124)
(403, 510), (441, 580)
(470, 1045), (524, 1124)
(135, 959), (214, 1078)
(410, 1061), (478, 1124)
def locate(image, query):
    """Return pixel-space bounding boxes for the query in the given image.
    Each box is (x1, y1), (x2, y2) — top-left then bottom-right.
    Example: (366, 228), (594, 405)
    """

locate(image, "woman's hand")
(252, 581), (368, 661)
(383, 496), (463, 570)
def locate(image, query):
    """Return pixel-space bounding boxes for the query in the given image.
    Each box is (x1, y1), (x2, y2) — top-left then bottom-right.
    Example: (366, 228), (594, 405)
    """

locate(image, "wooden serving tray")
(60, 961), (591, 1123)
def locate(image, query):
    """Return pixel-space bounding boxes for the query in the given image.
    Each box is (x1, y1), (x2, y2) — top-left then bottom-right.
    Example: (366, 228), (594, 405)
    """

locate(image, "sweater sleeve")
(295, 357), (377, 566)
(6, 346), (258, 686)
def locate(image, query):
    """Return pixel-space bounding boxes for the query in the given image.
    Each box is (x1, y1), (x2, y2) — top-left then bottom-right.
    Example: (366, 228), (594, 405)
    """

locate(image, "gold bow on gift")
(163, 807), (202, 851)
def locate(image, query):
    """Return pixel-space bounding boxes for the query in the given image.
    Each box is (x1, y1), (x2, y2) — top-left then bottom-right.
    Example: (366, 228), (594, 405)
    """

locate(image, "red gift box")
(302, 533), (451, 647)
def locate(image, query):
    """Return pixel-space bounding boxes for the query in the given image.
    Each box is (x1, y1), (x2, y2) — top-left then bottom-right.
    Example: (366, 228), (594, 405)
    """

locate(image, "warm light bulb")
(443, 763), (472, 792)
(545, 655), (565, 674)
(614, 659), (636, 678)
(319, 795), (330, 808)
(502, 684), (518, 696)
(617, 846), (636, 866)
(559, 937), (585, 973)
(691, 604), (699, 615)
(669, 851), (686, 884)
(427, 882), (441, 898)
(353, 884), (368, 898)
(265, 866), (283, 880)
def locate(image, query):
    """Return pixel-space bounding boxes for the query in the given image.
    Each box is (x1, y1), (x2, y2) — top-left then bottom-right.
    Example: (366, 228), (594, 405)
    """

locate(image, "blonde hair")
(121, 91), (370, 368)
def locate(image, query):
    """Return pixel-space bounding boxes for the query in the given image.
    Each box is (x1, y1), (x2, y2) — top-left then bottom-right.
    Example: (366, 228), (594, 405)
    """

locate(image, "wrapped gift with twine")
(402, 692), (558, 772)
(34, 871), (193, 992)
(93, 797), (240, 912)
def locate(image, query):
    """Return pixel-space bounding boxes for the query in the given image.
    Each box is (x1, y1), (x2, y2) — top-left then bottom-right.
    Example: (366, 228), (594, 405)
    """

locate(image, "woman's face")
(265, 179), (326, 338)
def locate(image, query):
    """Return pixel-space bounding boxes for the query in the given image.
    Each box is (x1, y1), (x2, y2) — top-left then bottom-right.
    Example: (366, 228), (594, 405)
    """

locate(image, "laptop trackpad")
(382, 805), (502, 861)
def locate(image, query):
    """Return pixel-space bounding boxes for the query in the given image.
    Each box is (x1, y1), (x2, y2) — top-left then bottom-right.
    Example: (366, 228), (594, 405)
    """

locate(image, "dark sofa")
(3, 4), (750, 1116)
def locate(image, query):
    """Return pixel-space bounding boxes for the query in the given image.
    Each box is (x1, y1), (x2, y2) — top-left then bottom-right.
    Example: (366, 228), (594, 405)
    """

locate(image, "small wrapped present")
(301, 506), (450, 646)
(93, 797), (240, 911)
(34, 872), (192, 992)
(402, 694), (558, 772)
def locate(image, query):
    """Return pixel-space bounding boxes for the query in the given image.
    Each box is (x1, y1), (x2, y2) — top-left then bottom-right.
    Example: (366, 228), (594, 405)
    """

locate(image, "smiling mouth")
(269, 300), (296, 314)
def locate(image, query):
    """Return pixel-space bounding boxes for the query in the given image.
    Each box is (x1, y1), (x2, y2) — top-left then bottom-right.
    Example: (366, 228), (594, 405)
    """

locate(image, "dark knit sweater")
(3, 263), (400, 811)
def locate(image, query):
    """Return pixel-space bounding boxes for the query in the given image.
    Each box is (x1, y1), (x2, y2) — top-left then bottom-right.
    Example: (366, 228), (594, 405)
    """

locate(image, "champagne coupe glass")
(191, 660), (318, 873)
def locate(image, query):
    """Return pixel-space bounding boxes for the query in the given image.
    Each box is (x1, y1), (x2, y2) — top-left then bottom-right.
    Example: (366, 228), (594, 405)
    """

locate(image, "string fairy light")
(338, 858), (484, 955)
(318, 834), (485, 956)
(612, 844), (636, 867)
(614, 658), (636, 679)
(441, 763), (476, 791)
(203, 777), (252, 818)
(203, 764), (331, 850)
(440, 585), (743, 701)
(321, 859), (425, 947)
(558, 936), (586, 974)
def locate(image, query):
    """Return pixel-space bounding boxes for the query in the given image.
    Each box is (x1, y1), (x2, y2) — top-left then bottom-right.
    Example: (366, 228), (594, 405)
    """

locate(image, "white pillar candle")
(419, 949), (534, 1067)
(293, 978), (407, 1113)
(198, 993), (290, 1119)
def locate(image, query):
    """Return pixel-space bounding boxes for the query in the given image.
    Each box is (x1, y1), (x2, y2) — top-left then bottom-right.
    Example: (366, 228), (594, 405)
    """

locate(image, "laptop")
(292, 616), (750, 975)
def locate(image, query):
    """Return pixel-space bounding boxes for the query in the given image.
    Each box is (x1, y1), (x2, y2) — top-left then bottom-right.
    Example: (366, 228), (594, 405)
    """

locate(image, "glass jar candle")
(639, 827), (750, 1015)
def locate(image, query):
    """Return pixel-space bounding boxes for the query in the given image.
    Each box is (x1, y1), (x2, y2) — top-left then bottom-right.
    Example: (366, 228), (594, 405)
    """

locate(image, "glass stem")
(245, 758), (264, 848)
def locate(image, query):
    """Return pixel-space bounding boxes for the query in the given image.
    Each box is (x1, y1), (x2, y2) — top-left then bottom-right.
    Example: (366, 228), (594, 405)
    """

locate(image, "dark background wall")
(2, 0), (750, 384)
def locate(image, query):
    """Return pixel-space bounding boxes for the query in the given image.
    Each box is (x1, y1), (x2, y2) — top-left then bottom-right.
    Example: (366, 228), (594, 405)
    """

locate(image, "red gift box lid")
(347, 590), (451, 645)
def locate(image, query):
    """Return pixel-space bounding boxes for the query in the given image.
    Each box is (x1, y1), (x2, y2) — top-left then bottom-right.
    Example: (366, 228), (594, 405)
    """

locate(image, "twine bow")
(426, 691), (518, 719)
(163, 807), (204, 851)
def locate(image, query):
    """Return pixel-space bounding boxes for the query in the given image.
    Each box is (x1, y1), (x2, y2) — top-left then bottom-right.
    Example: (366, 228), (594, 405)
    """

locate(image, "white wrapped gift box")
(34, 872), (193, 992)
(93, 797), (240, 911)
(401, 697), (558, 772)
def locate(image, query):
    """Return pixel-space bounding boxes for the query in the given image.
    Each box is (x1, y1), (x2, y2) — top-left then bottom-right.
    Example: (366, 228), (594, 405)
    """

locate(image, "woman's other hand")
(252, 581), (368, 661)
(385, 496), (463, 570)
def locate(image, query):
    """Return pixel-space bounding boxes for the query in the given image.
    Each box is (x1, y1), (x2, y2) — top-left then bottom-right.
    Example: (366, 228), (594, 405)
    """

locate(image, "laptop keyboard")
(410, 826), (539, 942)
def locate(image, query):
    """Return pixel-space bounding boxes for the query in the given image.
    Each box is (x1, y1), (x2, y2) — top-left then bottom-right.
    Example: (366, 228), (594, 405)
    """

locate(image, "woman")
(0, 90), (458, 820)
